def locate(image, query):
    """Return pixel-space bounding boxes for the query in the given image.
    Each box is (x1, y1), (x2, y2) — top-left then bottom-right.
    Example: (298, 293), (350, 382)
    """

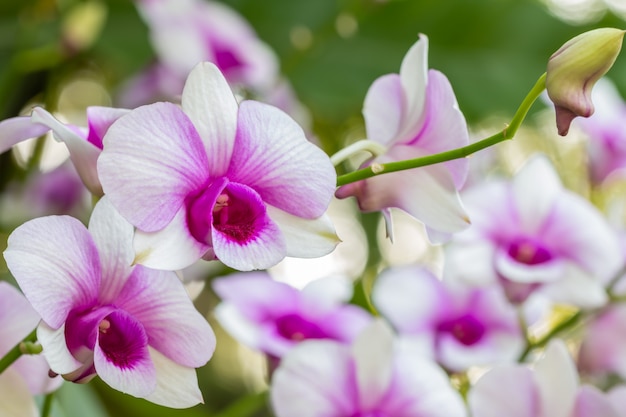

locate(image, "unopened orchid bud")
(546, 28), (625, 136)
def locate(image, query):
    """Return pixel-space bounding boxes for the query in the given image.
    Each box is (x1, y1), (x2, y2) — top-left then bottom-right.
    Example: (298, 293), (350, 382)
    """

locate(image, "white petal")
(397, 34), (429, 141)
(37, 323), (83, 375)
(0, 368), (38, 417)
(469, 365), (538, 417)
(533, 339), (579, 417)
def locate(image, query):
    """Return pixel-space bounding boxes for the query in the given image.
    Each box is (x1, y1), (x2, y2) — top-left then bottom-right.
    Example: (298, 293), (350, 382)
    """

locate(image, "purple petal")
(144, 348), (203, 408)
(266, 206), (339, 258)
(94, 309), (156, 398)
(133, 206), (209, 271)
(397, 33), (429, 142)
(468, 365), (539, 417)
(181, 62), (239, 177)
(4, 216), (100, 328)
(0, 282), (39, 355)
(227, 100), (335, 219)
(270, 340), (355, 417)
(573, 386), (620, 417)
(0, 116), (50, 154)
(211, 182), (287, 271)
(30, 107), (103, 195)
(85, 106), (130, 149)
(363, 73), (404, 146)
(98, 102), (209, 232)
(88, 197), (135, 303)
(115, 266), (215, 367)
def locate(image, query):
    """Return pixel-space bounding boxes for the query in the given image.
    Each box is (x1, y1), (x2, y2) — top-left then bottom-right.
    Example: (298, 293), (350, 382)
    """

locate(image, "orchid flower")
(372, 265), (524, 372)
(335, 34), (470, 243)
(212, 272), (372, 359)
(0, 282), (62, 417)
(578, 304), (626, 379)
(0, 106), (130, 195)
(3, 197), (216, 408)
(469, 339), (623, 417)
(124, 0), (278, 108)
(444, 154), (621, 308)
(270, 319), (467, 417)
(98, 62), (338, 272)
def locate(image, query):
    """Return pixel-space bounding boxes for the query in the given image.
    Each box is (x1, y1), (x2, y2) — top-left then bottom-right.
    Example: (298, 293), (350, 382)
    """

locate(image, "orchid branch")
(336, 72), (547, 187)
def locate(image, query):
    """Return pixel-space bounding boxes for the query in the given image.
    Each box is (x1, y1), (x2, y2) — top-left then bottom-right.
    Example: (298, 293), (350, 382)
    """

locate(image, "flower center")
(187, 179), (269, 245)
(97, 310), (148, 370)
(437, 314), (485, 346)
(214, 46), (244, 74)
(351, 411), (389, 417)
(507, 239), (552, 265)
(275, 314), (328, 341)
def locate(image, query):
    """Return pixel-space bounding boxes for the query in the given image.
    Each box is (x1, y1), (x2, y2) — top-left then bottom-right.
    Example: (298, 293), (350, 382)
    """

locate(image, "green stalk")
(336, 72), (547, 187)
(0, 328), (37, 374)
(41, 393), (54, 417)
(517, 310), (582, 362)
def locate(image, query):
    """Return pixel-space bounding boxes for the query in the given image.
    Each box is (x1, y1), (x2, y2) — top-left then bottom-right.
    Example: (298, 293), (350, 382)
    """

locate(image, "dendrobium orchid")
(270, 319), (467, 417)
(0, 282), (62, 417)
(372, 265), (524, 372)
(469, 339), (623, 417)
(335, 34), (470, 242)
(0, 106), (130, 195)
(444, 154), (621, 308)
(98, 62), (338, 272)
(212, 272), (372, 359)
(3, 198), (216, 408)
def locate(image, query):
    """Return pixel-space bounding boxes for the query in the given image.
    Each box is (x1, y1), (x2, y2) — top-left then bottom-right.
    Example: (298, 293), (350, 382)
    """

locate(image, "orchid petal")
(4, 216), (100, 328)
(31, 107), (103, 195)
(37, 323), (83, 375)
(494, 248), (565, 283)
(98, 102), (209, 232)
(213, 303), (265, 350)
(93, 310), (156, 398)
(144, 348), (203, 408)
(534, 339), (578, 417)
(300, 276), (354, 310)
(228, 100), (335, 218)
(0, 116), (50, 154)
(352, 319), (394, 410)
(0, 282), (39, 354)
(270, 340), (354, 417)
(116, 266), (215, 367)
(397, 33), (429, 141)
(0, 368), (38, 417)
(574, 385), (620, 417)
(443, 241), (499, 286)
(88, 197), (135, 303)
(540, 264), (608, 308)
(266, 205), (339, 258)
(363, 73), (404, 146)
(133, 206), (209, 271)
(85, 106), (130, 149)
(468, 365), (539, 417)
(181, 62), (238, 177)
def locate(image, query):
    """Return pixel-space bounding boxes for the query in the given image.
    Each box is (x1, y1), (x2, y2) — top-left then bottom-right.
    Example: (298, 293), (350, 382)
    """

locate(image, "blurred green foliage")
(0, 0), (624, 416)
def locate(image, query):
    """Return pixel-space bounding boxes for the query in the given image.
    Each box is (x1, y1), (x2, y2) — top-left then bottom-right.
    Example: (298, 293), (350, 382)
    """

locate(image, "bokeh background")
(0, 0), (625, 416)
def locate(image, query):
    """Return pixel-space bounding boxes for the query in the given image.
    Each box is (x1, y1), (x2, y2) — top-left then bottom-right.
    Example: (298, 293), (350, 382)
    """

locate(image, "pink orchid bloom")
(335, 34), (470, 243)
(98, 62), (338, 272)
(573, 77), (626, 184)
(469, 339), (623, 417)
(0, 282), (62, 417)
(372, 265), (524, 372)
(126, 0), (278, 106)
(3, 198), (216, 408)
(578, 304), (626, 379)
(445, 154), (621, 308)
(270, 319), (467, 417)
(212, 272), (372, 359)
(0, 106), (130, 195)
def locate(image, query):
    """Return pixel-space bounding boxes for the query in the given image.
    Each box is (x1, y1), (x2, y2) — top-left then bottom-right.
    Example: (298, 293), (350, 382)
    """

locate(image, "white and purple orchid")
(372, 265), (524, 372)
(0, 282), (62, 417)
(335, 34), (470, 242)
(98, 62), (338, 272)
(0, 105), (130, 195)
(444, 154), (621, 308)
(3, 198), (216, 408)
(212, 272), (372, 359)
(270, 319), (467, 417)
(469, 339), (624, 417)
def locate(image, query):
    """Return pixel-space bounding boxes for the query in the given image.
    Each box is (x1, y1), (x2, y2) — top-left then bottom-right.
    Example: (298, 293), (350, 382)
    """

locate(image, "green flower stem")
(0, 328), (38, 375)
(41, 393), (54, 417)
(518, 309), (582, 362)
(336, 72), (547, 187)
